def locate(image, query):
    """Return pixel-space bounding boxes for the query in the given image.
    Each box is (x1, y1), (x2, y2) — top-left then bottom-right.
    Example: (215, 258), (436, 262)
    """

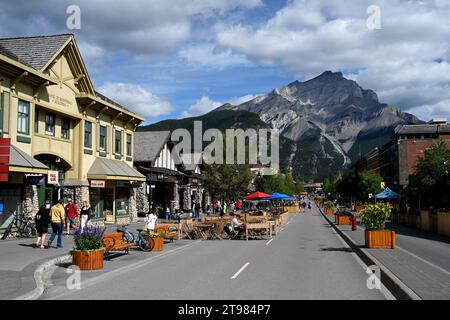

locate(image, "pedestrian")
(48, 200), (65, 249)
(223, 201), (228, 215)
(144, 211), (158, 233)
(206, 204), (211, 216)
(194, 201), (200, 218)
(64, 199), (78, 235)
(80, 201), (91, 232)
(308, 202), (311, 210)
(165, 207), (171, 221)
(34, 204), (50, 249)
(235, 199), (242, 211)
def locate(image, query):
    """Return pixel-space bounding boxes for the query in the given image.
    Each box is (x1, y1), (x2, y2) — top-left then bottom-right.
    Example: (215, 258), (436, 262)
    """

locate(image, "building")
(0, 34), (145, 231)
(354, 120), (450, 190)
(133, 131), (207, 215)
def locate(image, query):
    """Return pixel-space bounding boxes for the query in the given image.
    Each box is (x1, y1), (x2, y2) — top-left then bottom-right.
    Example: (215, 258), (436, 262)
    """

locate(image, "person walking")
(194, 201), (200, 218)
(64, 199), (78, 235)
(34, 204), (50, 249)
(144, 211), (158, 233)
(48, 200), (65, 249)
(80, 201), (91, 232)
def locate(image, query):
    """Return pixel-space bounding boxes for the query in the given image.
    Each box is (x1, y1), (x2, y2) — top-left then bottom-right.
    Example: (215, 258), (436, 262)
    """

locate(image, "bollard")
(351, 213), (357, 231)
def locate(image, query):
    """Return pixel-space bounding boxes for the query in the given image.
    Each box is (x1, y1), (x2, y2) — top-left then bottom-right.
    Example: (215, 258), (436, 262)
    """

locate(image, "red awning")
(244, 191), (272, 200)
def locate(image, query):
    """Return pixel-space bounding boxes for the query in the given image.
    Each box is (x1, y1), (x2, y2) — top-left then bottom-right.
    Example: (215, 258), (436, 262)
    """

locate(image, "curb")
(13, 254), (71, 300)
(318, 206), (422, 300)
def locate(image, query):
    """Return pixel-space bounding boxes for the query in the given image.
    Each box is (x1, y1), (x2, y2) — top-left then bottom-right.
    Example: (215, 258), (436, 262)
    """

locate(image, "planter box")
(71, 249), (105, 270)
(365, 230), (396, 249)
(151, 237), (164, 252)
(325, 208), (334, 215)
(335, 214), (352, 225)
(437, 212), (450, 237)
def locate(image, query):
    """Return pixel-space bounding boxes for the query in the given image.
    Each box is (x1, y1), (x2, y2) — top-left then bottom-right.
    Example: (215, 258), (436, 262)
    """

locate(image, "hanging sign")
(47, 170), (59, 185)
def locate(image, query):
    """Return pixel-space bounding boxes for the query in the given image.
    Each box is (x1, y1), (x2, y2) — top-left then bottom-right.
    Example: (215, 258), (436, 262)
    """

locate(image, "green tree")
(358, 171), (382, 201)
(323, 177), (336, 195)
(408, 140), (450, 209)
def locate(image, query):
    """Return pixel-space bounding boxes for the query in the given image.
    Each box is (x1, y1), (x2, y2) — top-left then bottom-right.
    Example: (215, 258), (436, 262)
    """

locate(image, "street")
(41, 204), (386, 300)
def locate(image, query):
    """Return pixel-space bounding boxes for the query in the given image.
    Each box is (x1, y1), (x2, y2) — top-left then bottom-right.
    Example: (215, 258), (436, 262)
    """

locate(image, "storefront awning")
(87, 158), (145, 181)
(9, 144), (49, 174)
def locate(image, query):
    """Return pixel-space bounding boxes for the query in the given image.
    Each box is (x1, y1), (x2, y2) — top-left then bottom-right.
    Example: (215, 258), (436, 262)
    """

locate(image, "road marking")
(231, 262), (250, 279)
(266, 239), (273, 246)
(396, 246), (450, 276)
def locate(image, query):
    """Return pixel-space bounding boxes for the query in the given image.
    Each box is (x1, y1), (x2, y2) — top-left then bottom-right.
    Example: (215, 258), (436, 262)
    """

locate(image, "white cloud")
(97, 82), (173, 119)
(180, 96), (222, 118)
(215, 0), (450, 120)
(0, 0), (262, 58)
(179, 43), (249, 69)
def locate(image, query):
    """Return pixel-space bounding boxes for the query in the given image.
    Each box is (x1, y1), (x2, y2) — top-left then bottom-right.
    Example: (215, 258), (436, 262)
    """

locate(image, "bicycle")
(116, 225), (155, 252)
(1, 211), (37, 240)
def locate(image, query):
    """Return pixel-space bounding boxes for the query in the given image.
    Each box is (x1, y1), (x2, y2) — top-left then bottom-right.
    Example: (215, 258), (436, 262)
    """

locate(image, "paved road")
(42, 205), (386, 300)
(333, 214), (450, 300)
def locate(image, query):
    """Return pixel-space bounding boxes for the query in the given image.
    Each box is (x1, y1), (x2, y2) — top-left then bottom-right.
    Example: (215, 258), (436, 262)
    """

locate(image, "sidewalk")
(327, 211), (450, 300)
(0, 220), (146, 299)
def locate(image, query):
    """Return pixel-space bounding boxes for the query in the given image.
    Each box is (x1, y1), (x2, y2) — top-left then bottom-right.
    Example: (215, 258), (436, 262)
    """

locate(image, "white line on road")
(231, 262), (250, 279)
(355, 226), (450, 276)
(396, 246), (450, 276)
(266, 239), (273, 246)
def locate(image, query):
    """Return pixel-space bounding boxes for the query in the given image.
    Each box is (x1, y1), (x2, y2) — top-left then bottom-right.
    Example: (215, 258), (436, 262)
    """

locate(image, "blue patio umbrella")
(374, 187), (402, 200)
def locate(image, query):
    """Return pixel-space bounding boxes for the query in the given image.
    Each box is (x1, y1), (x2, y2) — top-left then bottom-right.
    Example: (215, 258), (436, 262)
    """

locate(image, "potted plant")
(360, 203), (396, 249)
(148, 232), (165, 251)
(71, 226), (106, 270)
(335, 207), (352, 225)
(324, 201), (335, 215)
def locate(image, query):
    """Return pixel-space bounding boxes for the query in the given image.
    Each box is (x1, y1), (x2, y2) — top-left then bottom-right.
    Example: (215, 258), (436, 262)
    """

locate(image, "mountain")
(139, 71), (422, 182)
(215, 71), (422, 179)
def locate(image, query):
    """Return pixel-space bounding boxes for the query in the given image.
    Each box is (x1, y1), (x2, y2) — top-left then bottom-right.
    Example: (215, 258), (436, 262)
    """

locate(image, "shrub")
(360, 203), (392, 231)
(73, 225), (106, 251)
(324, 200), (335, 209)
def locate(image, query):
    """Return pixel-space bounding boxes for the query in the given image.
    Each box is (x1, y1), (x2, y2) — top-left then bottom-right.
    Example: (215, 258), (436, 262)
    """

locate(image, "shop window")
(126, 133), (132, 157)
(45, 113), (55, 136)
(61, 117), (70, 139)
(115, 130), (122, 155)
(17, 100), (30, 135)
(84, 121), (92, 148)
(99, 125), (107, 152)
(115, 187), (129, 216)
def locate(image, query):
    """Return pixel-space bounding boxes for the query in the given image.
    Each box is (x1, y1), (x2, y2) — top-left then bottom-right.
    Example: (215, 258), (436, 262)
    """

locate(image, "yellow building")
(0, 34), (145, 230)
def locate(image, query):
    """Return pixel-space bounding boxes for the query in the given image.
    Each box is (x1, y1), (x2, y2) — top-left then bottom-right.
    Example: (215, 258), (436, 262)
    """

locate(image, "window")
(34, 109), (39, 133)
(61, 117), (70, 139)
(126, 133), (132, 157)
(115, 130), (122, 155)
(99, 125), (107, 151)
(84, 121), (92, 148)
(17, 100), (30, 134)
(45, 113), (55, 136)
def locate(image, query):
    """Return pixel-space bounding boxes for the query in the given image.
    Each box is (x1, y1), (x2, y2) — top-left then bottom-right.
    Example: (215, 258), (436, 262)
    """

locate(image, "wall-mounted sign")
(0, 138), (10, 183)
(130, 181), (143, 188)
(49, 94), (73, 108)
(90, 180), (105, 188)
(47, 170), (59, 185)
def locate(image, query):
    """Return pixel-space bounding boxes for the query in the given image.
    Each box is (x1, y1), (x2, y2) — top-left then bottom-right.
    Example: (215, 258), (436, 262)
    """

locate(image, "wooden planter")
(365, 230), (396, 249)
(325, 208), (334, 215)
(151, 237), (164, 252)
(335, 214), (352, 225)
(71, 248), (105, 270)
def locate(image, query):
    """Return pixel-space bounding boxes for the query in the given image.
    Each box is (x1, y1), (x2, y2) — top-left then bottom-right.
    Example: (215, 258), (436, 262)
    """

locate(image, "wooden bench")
(102, 232), (135, 260)
(245, 222), (272, 241)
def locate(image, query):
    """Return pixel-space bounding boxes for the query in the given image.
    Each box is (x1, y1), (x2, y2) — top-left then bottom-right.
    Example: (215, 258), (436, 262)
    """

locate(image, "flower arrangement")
(73, 225), (106, 251)
(148, 231), (166, 238)
(360, 202), (393, 231)
(324, 200), (335, 209)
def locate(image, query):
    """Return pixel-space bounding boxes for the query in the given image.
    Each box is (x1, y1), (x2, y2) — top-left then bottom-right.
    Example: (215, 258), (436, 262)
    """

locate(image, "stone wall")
(136, 183), (149, 214)
(23, 185), (39, 218)
(74, 186), (89, 209)
(130, 187), (138, 223)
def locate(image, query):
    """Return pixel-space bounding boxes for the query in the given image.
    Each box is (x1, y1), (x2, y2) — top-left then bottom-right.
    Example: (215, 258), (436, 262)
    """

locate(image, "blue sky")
(1, 0), (449, 123)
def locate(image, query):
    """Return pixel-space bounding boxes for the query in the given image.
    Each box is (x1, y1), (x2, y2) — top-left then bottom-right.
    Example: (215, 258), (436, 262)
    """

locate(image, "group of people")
(34, 199), (92, 249)
(211, 200), (242, 216)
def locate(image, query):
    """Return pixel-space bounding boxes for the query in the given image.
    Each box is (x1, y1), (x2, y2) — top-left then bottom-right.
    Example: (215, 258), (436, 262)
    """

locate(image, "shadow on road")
(320, 247), (353, 253)
(386, 222), (450, 245)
